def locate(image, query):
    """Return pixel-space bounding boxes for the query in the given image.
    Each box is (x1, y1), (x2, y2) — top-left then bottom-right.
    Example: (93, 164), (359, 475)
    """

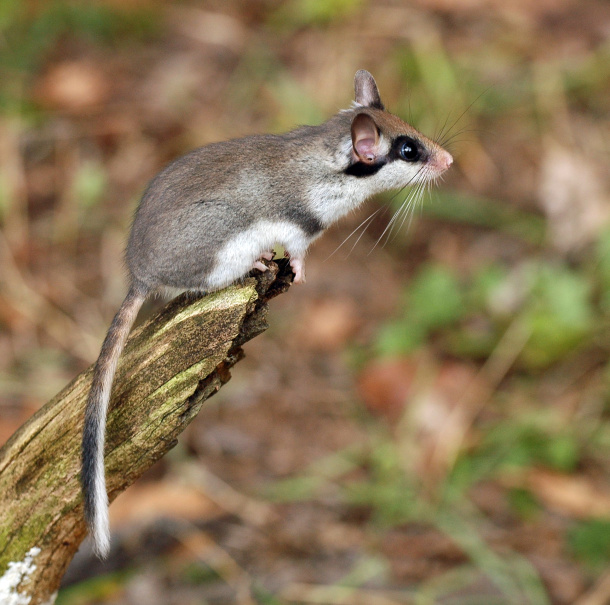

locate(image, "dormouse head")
(347, 70), (452, 187)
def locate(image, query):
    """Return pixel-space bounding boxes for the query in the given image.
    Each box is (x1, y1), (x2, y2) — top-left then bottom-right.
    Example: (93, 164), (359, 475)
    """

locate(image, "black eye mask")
(344, 158), (388, 177)
(345, 135), (429, 178)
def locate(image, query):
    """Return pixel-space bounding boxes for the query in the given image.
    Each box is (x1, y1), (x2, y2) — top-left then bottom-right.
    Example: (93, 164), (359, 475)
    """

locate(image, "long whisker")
(434, 109), (453, 144)
(347, 212), (384, 256)
(440, 127), (488, 150)
(381, 187), (420, 248)
(400, 177), (428, 234)
(437, 87), (492, 147)
(389, 180), (424, 241)
(441, 126), (486, 142)
(376, 184), (416, 245)
(397, 179), (427, 236)
(386, 183), (410, 206)
(326, 206), (384, 260)
(368, 165), (427, 254)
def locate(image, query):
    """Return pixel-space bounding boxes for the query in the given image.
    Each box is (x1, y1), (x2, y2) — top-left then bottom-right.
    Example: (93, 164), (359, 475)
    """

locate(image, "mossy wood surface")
(0, 260), (292, 605)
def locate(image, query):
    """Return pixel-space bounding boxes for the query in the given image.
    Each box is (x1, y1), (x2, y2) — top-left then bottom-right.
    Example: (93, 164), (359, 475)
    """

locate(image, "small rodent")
(82, 70), (453, 557)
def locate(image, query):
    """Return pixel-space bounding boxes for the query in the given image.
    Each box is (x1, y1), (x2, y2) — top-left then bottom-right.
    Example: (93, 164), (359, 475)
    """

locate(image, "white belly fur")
(206, 220), (311, 291)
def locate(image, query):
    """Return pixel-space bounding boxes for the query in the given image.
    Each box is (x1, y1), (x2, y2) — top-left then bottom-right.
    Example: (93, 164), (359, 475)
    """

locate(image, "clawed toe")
(252, 260), (268, 272)
(289, 256), (306, 284)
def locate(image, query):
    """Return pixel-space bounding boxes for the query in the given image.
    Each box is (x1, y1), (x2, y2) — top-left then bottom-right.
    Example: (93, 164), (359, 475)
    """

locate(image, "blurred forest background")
(1, 0), (609, 603)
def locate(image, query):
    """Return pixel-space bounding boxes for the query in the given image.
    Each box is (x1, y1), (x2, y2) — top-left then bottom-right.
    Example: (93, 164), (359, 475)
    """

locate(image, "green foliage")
(562, 45), (610, 114)
(375, 320), (424, 356)
(520, 265), (594, 369)
(445, 449), (501, 499)
(0, 174), (10, 222)
(265, 437), (420, 526)
(595, 226), (610, 313)
(55, 569), (134, 605)
(468, 264), (509, 309)
(507, 488), (541, 521)
(267, 73), (326, 129)
(264, 474), (326, 501)
(409, 264), (465, 328)
(567, 518), (610, 571)
(436, 512), (551, 604)
(344, 440), (418, 526)
(376, 263), (464, 355)
(424, 192), (546, 245)
(481, 419), (580, 473)
(252, 588), (286, 605)
(272, 0), (365, 28)
(180, 561), (221, 585)
(73, 161), (107, 212)
(375, 253), (598, 371)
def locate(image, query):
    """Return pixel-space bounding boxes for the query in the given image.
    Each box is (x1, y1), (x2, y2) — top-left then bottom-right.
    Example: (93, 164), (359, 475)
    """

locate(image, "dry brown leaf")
(296, 297), (361, 352)
(503, 469), (610, 518)
(357, 357), (418, 420)
(109, 478), (221, 528)
(34, 61), (111, 112)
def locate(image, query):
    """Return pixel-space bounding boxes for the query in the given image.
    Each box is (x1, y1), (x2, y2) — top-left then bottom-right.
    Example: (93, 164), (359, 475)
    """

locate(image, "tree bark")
(0, 259), (292, 605)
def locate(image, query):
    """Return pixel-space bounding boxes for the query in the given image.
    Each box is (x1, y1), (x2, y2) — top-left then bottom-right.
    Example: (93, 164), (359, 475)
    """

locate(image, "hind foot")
(284, 251), (306, 284)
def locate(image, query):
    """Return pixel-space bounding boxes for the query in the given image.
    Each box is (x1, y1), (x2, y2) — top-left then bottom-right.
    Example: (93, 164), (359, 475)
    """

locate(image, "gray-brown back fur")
(126, 113), (357, 290)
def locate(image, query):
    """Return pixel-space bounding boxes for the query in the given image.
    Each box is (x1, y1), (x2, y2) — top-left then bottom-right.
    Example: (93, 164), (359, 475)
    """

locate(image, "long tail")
(81, 284), (147, 558)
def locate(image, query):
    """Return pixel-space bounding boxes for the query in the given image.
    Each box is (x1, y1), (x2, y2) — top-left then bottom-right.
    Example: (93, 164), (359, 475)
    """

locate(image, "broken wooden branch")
(0, 259), (292, 605)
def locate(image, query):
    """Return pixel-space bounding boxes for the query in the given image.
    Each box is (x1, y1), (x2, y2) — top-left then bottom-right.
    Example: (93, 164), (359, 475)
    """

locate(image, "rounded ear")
(354, 70), (384, 110)
(351, 113), (380, 164)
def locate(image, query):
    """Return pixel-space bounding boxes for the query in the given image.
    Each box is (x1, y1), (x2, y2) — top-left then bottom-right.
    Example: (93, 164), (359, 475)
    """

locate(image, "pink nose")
(437, 150), (453, 171)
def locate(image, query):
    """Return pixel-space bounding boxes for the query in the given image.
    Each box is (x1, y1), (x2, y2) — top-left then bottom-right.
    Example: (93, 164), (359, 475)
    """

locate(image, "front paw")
(251, 250), (277, 273)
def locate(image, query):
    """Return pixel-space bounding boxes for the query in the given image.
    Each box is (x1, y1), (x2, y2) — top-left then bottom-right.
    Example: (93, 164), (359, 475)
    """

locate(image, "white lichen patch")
(0, 547), (41, 605)
(41, 591), (57, 605)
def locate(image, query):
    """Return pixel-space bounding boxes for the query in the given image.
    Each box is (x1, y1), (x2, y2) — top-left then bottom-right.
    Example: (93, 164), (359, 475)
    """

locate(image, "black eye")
(399, 138), (420, 162)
